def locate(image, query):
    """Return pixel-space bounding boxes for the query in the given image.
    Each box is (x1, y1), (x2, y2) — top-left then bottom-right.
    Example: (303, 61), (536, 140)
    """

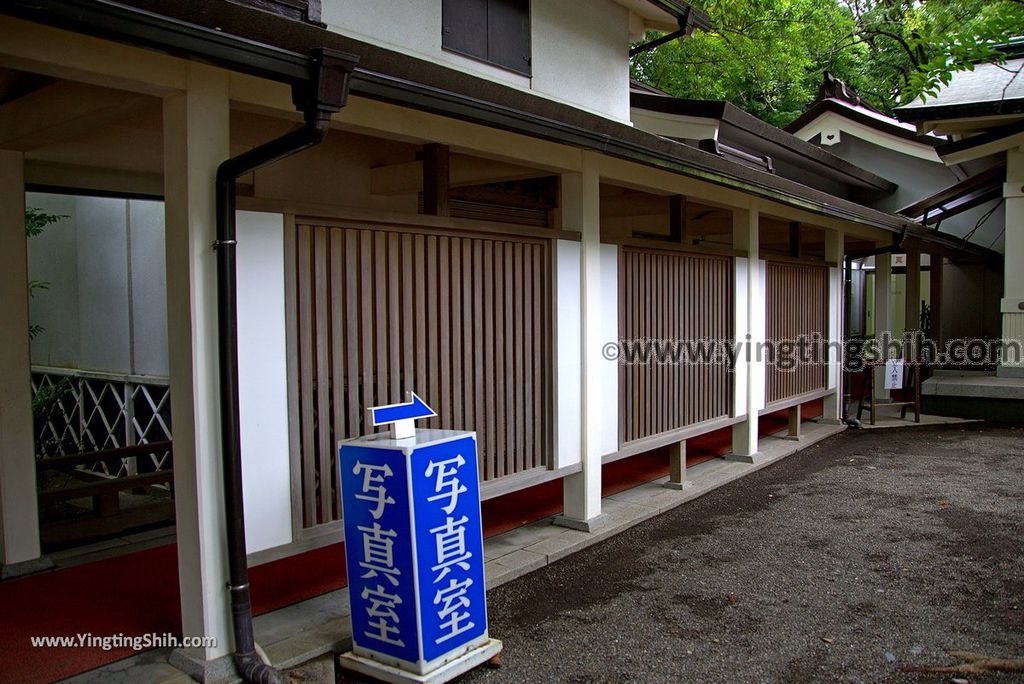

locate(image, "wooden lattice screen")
(286, 221), (552, 528)
(619, 247), (733, 445)
(764, 261), (829, 404)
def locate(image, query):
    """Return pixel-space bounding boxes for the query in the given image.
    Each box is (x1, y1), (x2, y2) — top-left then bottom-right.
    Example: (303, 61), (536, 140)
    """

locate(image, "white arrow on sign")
(368, 391), (437, 440)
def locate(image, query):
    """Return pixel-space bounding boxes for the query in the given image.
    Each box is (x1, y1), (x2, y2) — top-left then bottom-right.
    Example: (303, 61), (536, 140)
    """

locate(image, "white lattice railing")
(31, 366), (172, 478)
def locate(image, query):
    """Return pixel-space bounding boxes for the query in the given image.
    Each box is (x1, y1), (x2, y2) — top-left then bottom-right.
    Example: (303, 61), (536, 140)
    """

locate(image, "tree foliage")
(25, 207), (66, 339)
(630, 0), (1024, 128)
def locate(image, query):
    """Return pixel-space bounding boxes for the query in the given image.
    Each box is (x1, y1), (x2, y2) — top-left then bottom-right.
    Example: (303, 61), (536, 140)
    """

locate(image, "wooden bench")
(36, 441), (174, 545)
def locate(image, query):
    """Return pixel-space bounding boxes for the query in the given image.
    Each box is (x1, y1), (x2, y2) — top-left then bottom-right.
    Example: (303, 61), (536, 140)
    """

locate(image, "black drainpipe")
(215, 47), (357, 684)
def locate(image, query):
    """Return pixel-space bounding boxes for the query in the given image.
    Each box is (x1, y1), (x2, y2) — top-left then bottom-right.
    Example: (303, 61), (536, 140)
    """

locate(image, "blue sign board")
(339, 430), (489, 675)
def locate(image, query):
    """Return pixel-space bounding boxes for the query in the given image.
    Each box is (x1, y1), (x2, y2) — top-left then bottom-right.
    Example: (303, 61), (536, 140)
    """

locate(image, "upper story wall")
(322, 0), (634, 122)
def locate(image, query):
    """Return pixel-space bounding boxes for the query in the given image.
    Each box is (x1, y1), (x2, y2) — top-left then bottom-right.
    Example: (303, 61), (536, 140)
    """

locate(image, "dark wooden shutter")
(228, 0), (321, 24)
(442, 0), (488, 62)
(488, 0), (531, 76)
(442, 0), (531, 76)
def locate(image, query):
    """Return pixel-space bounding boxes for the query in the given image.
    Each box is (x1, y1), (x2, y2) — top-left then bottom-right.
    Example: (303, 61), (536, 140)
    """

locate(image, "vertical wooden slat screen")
(620, 247), (733, 444)
(765, 261), (829, 404)
(288, 221), (552, 528)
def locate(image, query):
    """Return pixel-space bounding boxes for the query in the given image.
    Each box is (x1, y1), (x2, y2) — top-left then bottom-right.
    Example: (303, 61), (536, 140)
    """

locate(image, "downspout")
(215, 47), (357, 684)
(629, 9), (695, 57)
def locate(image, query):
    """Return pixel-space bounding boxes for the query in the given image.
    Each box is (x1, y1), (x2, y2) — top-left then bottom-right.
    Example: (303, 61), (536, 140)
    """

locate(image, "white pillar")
(822, 228), (845, 424)
(728, 206), (764, 462)
(999, 147), (1024, 376)
(873, 252), (892, 400)
(162, 65), (233, 674)
(0, 150), (49, 578)
(556, 154), (609, 531)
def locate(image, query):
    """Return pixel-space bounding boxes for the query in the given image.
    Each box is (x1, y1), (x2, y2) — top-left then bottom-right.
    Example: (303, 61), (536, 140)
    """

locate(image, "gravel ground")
(455, 423), (1024, 684)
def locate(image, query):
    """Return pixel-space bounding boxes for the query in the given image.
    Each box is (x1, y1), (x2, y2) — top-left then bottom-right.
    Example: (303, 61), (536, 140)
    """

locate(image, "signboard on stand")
(339, 392), (501, 683)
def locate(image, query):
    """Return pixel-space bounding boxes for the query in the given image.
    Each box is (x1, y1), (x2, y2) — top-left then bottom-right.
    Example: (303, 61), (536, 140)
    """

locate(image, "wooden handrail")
(36, 440), (173, 471)
(38, 470), (174, 506)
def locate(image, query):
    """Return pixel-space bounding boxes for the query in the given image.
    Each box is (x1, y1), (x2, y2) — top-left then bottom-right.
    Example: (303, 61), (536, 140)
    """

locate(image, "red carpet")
(0, 405), (821, 683)
(0, 544), (182, 684)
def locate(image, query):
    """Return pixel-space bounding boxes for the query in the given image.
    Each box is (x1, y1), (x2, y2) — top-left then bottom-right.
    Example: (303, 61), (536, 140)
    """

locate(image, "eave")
(5, 0), (997, 259)
(632, 94), (898, 193)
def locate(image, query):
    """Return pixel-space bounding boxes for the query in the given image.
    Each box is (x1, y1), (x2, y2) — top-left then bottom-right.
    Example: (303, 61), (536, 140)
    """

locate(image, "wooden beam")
(370, 153), (544, 196)
(789, 221), (802, 258)
(0, 80), (151, 151)
(422, 143), (450, 216)
(25, 160), (163, 197)
(0, 16), (187, 96)
(669, 194), (687, 244)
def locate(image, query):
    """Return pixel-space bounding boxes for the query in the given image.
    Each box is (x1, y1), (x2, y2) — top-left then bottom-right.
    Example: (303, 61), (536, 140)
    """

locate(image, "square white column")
(556, 155), (612, 532)
(999, 147), (1024, 376)
(728, 206), (764, 462)
(822, 228), (844, 424)
(0, 149), (49, 578)
(162, 64), (234, 672)
(873, 253), (892, 400)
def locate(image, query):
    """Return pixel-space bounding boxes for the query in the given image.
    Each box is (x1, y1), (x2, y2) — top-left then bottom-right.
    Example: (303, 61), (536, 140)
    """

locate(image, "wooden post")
(555, 154), (607, 532)
(1000, 147), (1024, 376)
(789, 221), (801, 258)
(727, 205), (765, 463)
(0, 149), (49, 579)
(422, 143), (450, 217)
(822, 227), (844, 424)
(929, 250), (944, 349)
(669, 194), (687, 244)
(784, 404), (802, 441)
(664, 440), (691, 490)
(163, 64), (234, 671)
(905, 247), (921, 336)
(873, 252), (892, 403)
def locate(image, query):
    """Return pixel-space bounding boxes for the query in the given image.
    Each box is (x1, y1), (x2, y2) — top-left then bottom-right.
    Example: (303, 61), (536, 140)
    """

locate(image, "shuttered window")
(442, 0), (531, 76)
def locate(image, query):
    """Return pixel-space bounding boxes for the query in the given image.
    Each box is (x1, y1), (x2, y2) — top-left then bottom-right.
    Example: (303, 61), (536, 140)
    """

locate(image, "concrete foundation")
(921, 370), (1024, 421)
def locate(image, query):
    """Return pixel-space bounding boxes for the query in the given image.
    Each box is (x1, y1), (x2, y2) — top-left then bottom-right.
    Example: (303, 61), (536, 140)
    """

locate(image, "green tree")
(25, 207), (66, 339)
(631, 0), (1024, 127)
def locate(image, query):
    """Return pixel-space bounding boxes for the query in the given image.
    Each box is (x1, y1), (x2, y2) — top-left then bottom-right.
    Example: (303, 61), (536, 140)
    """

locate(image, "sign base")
(339, 638), (503, 684)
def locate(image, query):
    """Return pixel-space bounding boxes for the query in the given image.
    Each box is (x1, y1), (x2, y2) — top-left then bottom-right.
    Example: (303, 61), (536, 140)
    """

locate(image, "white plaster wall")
(236, 211), (293, 554)
(753, 260), (766, 412)
(531, 0), (631, 122)
(555, 239), (581, 469)
(129, 200), (169, 377)
(27, 193), (168, 377)
(321, 0), (632, 122)
(595, 243), (620, 456)
(25, 193), (78, 369)
(76, 198), (131, 373)
(235, 212), (293, 553)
